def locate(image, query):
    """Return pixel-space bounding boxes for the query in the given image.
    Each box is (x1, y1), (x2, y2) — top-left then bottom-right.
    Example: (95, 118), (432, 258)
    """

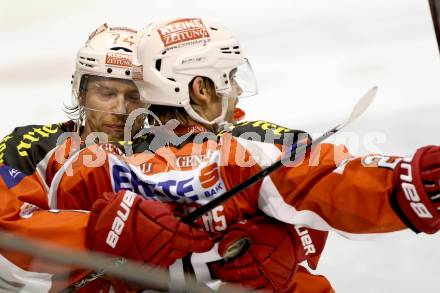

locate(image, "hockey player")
(0, 23), (145, 186)
(44, 17), (440, 292)
(0, 22), (325, 292)
(0, 23), (149, 292)
(0, 23), (213, 292)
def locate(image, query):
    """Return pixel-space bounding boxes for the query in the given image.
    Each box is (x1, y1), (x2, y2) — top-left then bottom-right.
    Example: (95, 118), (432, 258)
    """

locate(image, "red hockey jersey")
(50, 121), (406, 238)
(0, 120), (406, 292)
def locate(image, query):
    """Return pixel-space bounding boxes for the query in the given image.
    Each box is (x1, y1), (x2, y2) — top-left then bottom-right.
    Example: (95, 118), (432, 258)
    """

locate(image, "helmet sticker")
(88, 23), (109, 40)
(105, 52), (132, 67)
(132, 65), (143, 80)
(110, 33), (135, 47)
(157, 18), (210, 48)
(109, 27), (137, 34)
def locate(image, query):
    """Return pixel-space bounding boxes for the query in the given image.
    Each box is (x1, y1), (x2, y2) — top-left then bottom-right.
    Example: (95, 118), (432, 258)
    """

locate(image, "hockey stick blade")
(182, 86), (378, 224)
(337, 86), (377, 131)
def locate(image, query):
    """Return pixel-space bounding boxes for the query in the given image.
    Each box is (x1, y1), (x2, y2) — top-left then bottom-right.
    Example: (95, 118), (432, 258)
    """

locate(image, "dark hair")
(64, 74), (122, 121)
(148, 77), (215, 125)
(147, 104), (190, 125)
(63, 75), (88, 121)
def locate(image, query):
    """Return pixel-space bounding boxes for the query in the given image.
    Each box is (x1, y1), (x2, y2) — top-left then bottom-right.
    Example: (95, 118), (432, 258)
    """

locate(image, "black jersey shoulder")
(0, 121), (74, 174)
(218, 120), (311, 145)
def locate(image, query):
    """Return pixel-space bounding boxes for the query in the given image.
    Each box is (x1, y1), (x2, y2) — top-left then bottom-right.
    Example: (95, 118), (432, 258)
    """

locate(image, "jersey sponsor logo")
(203, 182), (223, 198)
(399, 158), (433, 219)
(136, 162), (153, 173)
(158, 18), (210, 48)
(111, 158), (224, 204)
(99, 143), (125, 156)
(0, 165), (25, 189)
(16, 125), (59, 157)
(221, 120), (292, 136)
(106, 191), (136, 248)
(8, 168), (21, 178)
(112, 164), (157, 198)
(218, 120), (307, 148)
(175, 150), (215, 168)
(105, 52), (132, 67)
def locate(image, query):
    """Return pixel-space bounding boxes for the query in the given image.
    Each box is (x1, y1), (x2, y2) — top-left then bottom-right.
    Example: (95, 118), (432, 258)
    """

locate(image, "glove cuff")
(392, 146), (440, 234)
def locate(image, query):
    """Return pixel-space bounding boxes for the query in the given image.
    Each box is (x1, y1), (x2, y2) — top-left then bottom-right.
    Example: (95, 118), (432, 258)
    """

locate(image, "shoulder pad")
(111, 134), (153, 155)
(0, 123), (65, 174)
(218, 120), (311, 145)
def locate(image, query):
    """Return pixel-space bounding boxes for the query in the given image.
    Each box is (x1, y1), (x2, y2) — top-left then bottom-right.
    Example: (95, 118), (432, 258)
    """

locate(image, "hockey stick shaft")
(429, 0), (440, 54)
(0, 230), (169, 291)
(182, 86), (377, 224)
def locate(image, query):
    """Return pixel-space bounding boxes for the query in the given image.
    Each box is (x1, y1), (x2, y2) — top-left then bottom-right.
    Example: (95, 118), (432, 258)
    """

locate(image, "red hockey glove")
(393, 145), (440, 234)
(87, 190), (214, 267)
(209, 217), (298, 292)
(292, 225), (328, 270)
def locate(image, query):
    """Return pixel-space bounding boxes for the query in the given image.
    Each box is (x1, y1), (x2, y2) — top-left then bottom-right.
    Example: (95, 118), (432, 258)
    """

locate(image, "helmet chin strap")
(182, 95), (229, 130)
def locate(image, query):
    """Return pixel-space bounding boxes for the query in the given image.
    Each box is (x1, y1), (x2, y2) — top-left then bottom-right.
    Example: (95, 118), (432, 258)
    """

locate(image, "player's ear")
(189, 76), (211, 105)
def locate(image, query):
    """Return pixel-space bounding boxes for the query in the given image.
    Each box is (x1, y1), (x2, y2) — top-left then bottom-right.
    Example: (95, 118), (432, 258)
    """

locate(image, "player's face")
(225, 71), (242, 122)
(81, 77), (145, 141)
(195, 73), (242, 124)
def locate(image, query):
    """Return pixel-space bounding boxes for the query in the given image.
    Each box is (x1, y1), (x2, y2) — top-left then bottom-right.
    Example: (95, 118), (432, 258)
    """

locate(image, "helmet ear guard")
(133, 18), (258, 127)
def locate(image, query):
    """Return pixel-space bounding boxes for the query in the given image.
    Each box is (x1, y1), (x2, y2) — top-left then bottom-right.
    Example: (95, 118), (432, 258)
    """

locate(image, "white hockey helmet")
(72, 23), (137, 101)
(133, 18), (257, 126)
